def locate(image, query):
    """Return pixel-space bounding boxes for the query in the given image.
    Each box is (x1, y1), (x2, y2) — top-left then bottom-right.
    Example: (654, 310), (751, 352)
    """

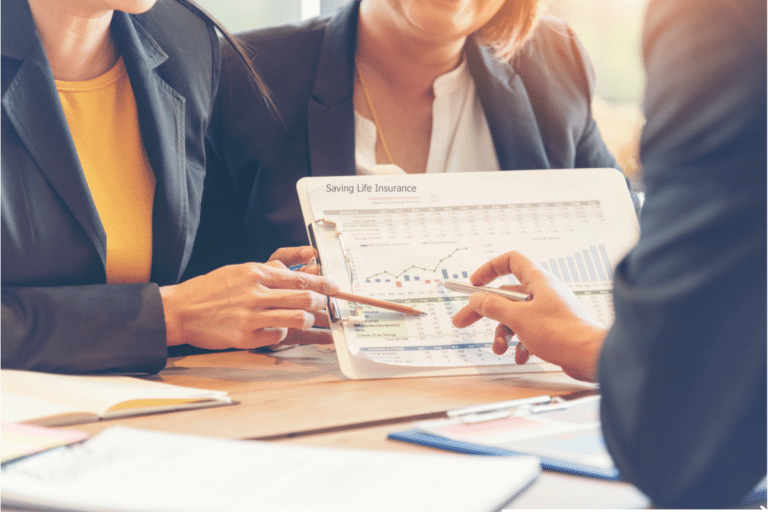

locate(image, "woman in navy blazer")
(1, 0), (338, 374)
(188, 0), (621, 275)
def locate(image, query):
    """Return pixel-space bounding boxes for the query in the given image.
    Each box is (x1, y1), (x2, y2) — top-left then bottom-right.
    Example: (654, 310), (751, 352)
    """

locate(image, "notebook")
(2, 369), (233, 427)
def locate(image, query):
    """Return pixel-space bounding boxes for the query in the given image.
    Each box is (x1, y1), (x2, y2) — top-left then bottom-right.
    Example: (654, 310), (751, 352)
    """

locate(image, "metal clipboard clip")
(447, 396), (568, 424)
(308, 217), (365, 325)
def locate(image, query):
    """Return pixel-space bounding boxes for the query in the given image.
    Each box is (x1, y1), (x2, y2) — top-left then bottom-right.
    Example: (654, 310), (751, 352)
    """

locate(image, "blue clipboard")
(388, 428), (621, 481)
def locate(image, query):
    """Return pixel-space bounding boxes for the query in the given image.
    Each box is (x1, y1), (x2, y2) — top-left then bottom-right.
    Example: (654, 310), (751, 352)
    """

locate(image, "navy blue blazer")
(1, 0), (220, 373)
(187, 0), (619, 273)
(599, 0), (766, 507)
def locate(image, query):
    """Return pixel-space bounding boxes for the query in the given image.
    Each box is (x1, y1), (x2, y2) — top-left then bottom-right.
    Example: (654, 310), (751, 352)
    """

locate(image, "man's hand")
(452, 251), (607, 382)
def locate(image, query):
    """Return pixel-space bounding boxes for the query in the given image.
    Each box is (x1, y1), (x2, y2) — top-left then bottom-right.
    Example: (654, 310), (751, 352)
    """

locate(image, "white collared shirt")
(355, 58), (501, 175)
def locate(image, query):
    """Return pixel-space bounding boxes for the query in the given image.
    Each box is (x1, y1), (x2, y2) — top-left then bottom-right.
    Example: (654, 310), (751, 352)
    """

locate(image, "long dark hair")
(176, 0), (276, 113)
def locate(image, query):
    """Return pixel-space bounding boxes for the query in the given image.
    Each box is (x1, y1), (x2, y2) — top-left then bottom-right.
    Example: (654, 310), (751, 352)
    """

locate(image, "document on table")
(1, 426), (540, 512)
(297, 169), (639, 379)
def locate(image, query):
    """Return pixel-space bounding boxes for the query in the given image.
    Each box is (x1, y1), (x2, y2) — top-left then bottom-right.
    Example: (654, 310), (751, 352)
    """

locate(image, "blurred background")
(195, 0), (648, 188)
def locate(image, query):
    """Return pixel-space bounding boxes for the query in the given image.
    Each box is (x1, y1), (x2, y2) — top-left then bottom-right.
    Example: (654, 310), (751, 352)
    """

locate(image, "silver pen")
(446, 395), (551, 418)
(440, 279), (531, 302)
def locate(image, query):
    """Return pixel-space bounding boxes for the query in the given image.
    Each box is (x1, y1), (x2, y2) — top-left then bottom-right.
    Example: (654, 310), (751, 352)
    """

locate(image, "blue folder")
(388, 428), (621, 480)
(390, 429), (767, 507)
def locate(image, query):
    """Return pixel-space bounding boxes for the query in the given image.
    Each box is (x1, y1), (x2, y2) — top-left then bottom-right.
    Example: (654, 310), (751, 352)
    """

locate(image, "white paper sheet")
(1, 426), (540, 512)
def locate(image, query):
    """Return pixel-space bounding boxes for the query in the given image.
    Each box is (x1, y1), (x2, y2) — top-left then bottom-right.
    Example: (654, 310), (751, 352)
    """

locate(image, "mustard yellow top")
(57, 57), (156, 284)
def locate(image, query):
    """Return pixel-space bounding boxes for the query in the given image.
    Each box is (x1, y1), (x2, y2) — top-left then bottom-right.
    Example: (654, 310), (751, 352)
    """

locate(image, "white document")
(297, 170), (639, 379)
(1, 426), (540, 512)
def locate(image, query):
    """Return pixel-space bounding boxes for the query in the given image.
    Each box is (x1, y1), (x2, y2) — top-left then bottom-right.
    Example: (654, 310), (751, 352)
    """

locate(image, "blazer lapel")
(2, 0), (107, 263)
(466, 38), (551, 170)
(112, 12), (187, 284)
(307, 1), (359, 178)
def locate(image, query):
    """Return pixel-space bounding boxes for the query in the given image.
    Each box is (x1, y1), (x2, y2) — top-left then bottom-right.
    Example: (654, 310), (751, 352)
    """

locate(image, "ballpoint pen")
(439, 279), (531, 302)
(289, 262), (425, 315)
(331, 291), (426, 316)
(446, 395), (552, 418)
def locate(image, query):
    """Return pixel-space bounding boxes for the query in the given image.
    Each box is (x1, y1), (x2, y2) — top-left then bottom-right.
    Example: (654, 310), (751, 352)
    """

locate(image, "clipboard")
(389, 394), (622, 480)
(296, 170), (639, 380)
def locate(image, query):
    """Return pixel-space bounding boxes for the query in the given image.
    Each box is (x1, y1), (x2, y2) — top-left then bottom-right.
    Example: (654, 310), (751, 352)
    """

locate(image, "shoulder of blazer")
(513, 15), (596, 102)
(1, 0), (39, 62)
(124, 0), (220, 101)
(233, 0), (358, 109)
(1, 0), (46, 93)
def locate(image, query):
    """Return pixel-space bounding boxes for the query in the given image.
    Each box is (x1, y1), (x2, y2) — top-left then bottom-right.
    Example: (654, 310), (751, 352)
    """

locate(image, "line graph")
(364, 247), (469, 282)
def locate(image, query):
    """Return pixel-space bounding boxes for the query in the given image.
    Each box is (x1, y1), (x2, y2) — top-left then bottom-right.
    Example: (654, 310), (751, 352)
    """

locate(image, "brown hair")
(478, 0), (549, 62)
(176, 0), (276, 113)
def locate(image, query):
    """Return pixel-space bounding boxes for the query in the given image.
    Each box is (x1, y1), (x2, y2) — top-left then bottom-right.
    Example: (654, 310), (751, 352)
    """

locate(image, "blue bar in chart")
(599, 244), (613, 280)
(541, 244), (613, 284)
(590, 245), (606, 281)
(582, 250), (598, 281)
(574, 253), (588, 281)
(567, 257), (579, 283)
(548, 259), (560, 280)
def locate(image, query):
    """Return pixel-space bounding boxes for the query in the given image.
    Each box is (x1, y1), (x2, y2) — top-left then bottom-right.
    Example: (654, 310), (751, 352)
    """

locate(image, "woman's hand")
(268, 246), (321, 275)
(451, 251), (607, 382)
(160, 262), (338, 350)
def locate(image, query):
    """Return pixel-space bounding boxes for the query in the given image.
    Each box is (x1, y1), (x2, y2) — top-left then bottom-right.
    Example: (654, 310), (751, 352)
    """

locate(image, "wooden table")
(69, 344), (597, 440)
(57, 345), (650, 509)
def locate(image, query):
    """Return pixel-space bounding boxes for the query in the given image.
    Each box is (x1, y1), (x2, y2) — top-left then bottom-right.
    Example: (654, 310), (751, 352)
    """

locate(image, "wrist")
(159, 285), (184, 346)
(577, 325), (608, 382)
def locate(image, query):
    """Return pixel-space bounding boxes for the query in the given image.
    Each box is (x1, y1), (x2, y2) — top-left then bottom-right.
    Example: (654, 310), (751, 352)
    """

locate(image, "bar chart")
(539, 244), (613, 283)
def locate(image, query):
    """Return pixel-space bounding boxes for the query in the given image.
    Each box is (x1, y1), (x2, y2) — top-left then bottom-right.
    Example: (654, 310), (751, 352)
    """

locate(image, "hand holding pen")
(450, 251), (608, 383)
(441, 278), (533, 364)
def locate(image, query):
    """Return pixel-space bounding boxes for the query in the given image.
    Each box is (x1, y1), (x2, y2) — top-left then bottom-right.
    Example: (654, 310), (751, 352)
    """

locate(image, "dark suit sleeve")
(2, 285), (167, 374)
(598, 0), (767, 507)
